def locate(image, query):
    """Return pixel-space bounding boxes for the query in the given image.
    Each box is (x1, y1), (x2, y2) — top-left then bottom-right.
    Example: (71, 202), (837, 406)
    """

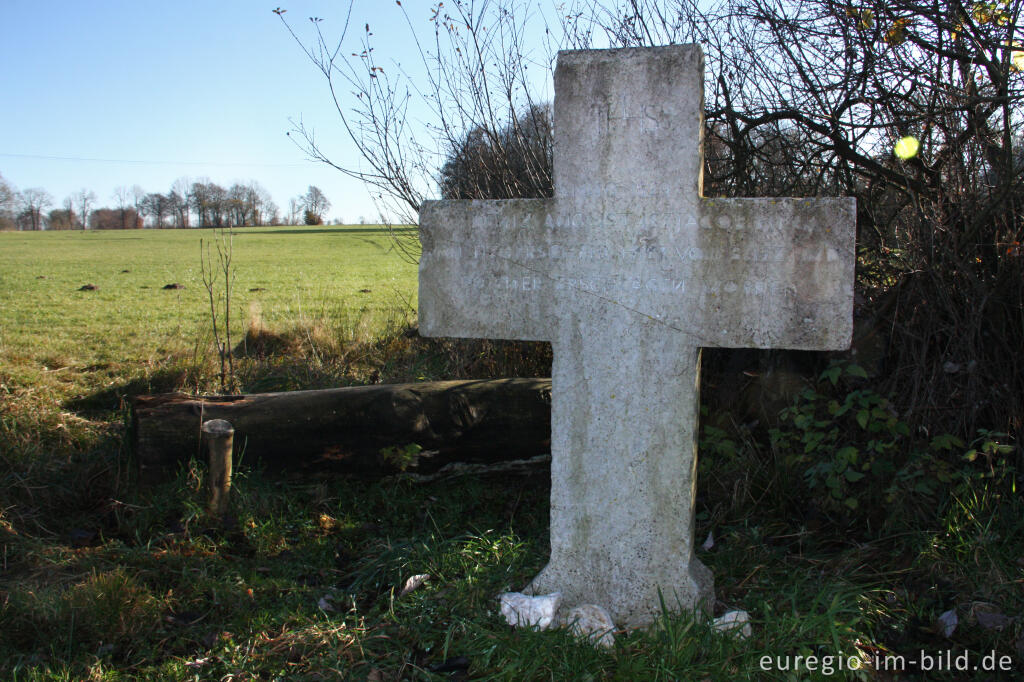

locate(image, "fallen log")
(132, 378), (551, 483)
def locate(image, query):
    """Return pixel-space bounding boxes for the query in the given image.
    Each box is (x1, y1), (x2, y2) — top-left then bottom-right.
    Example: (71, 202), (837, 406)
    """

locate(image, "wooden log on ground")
(133, 378), (551, 483)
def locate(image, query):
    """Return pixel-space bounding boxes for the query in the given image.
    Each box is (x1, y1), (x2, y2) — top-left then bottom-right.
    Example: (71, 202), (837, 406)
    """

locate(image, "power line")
(0, 152), (309, 168)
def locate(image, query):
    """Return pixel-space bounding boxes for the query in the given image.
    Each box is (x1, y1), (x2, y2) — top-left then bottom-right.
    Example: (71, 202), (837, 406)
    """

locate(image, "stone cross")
(418, 45), (855, 628)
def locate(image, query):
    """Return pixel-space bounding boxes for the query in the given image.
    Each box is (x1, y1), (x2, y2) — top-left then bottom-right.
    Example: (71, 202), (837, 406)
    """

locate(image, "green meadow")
(0, 225), (417, 385)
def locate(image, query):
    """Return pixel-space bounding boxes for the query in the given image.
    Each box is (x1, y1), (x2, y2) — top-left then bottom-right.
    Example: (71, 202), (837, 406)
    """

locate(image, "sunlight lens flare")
(894, 136), (920, 160)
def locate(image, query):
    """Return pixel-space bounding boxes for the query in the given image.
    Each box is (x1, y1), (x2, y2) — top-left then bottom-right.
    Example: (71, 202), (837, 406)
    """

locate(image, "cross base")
(527, 550), (714, 629)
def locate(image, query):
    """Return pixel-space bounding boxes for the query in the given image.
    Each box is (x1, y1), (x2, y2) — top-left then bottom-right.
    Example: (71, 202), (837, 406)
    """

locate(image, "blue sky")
(0, 1), (450, 223)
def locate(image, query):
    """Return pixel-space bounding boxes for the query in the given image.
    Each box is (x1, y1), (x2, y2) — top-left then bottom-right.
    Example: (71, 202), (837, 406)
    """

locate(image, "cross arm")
(690, 197), (856, 350)
(419, 199), (556, 342)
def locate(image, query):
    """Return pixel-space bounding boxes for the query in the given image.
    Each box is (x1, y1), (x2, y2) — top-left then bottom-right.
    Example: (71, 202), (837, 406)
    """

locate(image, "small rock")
(499, 591), (561, 630)
(976, 610), (1012, 631)
(943, 361), (961, 374)
(399, 573), (431, 597)
(713, 610), (752, 639)
(702, 530), (714, 550)
(937, 608), (958, 637)
(317, 595), (337, 612)
(971, 603), (1012, 631)
(563, 603), (616, 648)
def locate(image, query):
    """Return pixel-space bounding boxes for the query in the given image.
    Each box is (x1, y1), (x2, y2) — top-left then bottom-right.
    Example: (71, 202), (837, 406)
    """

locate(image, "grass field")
(1, 226), (1022, 680)
(0, 225), (418, 405)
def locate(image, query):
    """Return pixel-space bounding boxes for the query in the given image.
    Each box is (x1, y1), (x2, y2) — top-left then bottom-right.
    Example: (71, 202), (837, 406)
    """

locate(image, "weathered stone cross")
(419, 45), (855, 628)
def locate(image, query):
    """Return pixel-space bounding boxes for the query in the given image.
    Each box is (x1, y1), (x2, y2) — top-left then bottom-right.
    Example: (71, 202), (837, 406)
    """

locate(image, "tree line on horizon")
(0, 173), (334, 231)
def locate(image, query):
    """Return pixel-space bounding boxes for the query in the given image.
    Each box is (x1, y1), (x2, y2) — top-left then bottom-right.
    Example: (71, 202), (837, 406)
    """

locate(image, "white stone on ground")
(499, 592), (562, 630)
(399, 573), (431, 597)
(712, 610), (752, 639)
(563, 604), (616, 648)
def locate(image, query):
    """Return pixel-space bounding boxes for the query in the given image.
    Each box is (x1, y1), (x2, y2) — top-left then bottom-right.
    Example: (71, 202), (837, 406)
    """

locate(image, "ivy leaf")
(930, 434), (964, 451)
(856, 410), (870, 429)
(845, 364), (868, 379)
(837, 445), (859, 464)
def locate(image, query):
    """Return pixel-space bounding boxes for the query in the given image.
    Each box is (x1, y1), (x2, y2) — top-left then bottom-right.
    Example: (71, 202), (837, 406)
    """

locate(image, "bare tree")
(249, 181), (276, 226)
(0, 173), (17, 230)
(167, 189), (188, 228)
(223, 181), (270, 227)
(301, 184), (331, 224)
(20, 188), (53, 231)
(171, 177), (192, 228)
(112, 186), (132, 229)
(287, 196), (302, 225)
(440, 103), (553, 200)
(208, 183), (228, 227)
(73, 189), (96, 230)
(228, 183), (250, 226)
(276, 1), (558, 258)
(262, 197), (280, 226)
(190, 180), (228, 227)
(142, 192), (171, 228)
(200, 230), (236, 392)
(130, 185), (146, 227)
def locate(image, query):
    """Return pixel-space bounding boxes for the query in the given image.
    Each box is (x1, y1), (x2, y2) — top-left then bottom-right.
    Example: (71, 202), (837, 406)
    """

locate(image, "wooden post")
(202, 419), (234, 519)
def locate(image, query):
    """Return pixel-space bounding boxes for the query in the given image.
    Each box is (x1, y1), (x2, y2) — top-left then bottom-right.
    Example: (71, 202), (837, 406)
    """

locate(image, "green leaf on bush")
(844, 470), (866, 482)
(821, 365), (842, 385)
(845, 364), (868, 379)
(837, 445), (859, 463)
(844, 497), (859, 509)
(856, 410), (869, 429)
(930, 434), (964, 451)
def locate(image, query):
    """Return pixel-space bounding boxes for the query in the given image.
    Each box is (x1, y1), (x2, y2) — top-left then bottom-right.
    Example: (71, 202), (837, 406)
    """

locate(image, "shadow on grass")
(64, 367), (193, 412)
